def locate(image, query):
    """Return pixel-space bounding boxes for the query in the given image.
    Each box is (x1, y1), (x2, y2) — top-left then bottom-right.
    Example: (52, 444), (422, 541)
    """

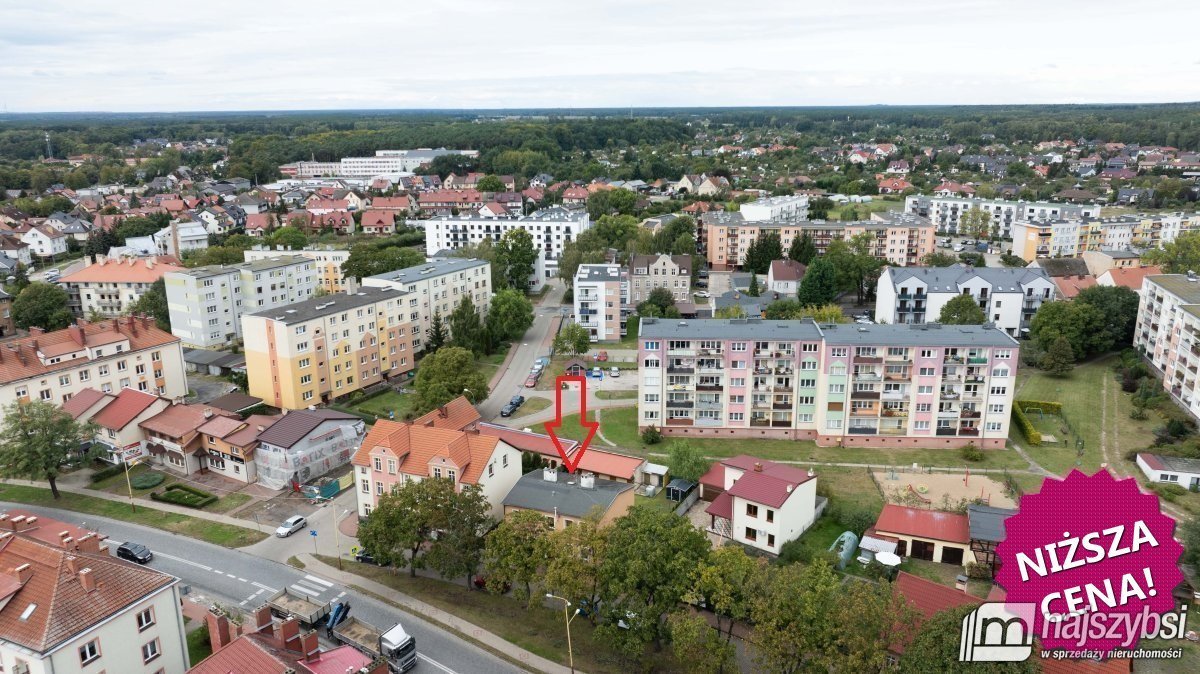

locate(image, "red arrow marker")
(544, 375), (598, 473)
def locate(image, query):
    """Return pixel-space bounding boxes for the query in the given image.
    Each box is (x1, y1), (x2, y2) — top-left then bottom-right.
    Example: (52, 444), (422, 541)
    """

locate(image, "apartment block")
(1011, 212), (1200, 263)
(904, 195), (1100, 237)
(243, 245), (352, 294)
(574, 264), (628, 342)
(361, 257), (491, 352)
(637, 318), (1019, 449)
(0, 317), (187, 414)
(279, 149), (478, 177)
(165, 255), (318, 349)
(59, 256), (184, 318)
(1135, 274), (1200, 420)
(243, 287), (416, 409)
(875, 265), (1054, 337)
(629, 254), (691, 303)
(422, 207), (590, 287)
(739, 195), (810, 222)
(704, 214), (935, 270)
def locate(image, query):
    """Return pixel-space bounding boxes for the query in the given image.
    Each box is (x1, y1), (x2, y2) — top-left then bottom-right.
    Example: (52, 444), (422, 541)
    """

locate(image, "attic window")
(20, 603), (37, 621)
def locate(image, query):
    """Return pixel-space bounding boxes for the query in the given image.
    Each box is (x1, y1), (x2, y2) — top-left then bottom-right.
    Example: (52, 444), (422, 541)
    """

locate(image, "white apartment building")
(59, 257), (184, 318)
(361, 257), (491, 352)
(150, 220), (208, 258)
(637, 318), (1019, 449)
(279, 149), (479, 178)
(629, 254), (691, 303)
(0, 318), (188, 416)
(574, 264), (628, 342)
(875, 265), (1055, 337)
(243, 245), (353, 294)
(739, 195), (810, 222)
(0, 514), (189, 674)
(904, 195), (1101, 237)
(1135, 274), (1200, 421)
(164, 255), (317, 349)
(423, 207), (591, 286)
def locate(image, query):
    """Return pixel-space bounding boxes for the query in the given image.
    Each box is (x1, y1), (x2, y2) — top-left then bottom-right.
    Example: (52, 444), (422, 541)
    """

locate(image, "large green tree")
(412, 346), (489, 413)
(425, 484), (491, 588)
(426, 309), (448, 352)
(357, 478), (459, 577)
(938, 293), (987, 325)
(343, 244), (424, 280)
(482, 509), (550, 605)
(128, 278), (171, 331)
(691, 545), (761, 654)
(1143, 230), (1200, 273)
(1040, 335), (1076, 375)
(825, 232), (883, 305)
(667, 612), (735, 674)
(796, 257), (839, 306)
(743, 231), (783, 274)
(921, 251), (959, 266)
(586, 189), (637, 220)
(0, 401), (97, 498)
(542, 514), (608, 624)
(270, 226), (307, 250)
(448, 295), (484, 352)
(495, 228), (538, 291)
(13, 282), (73, 330)
(901, 604), (1037, 673)
(485, 288), (534, 342)
(553, 322), (591, 357)
(959, 209), (993, 239)
(763, 300), (846, 323)
(788, 231), (817, 264)
(1029, 300), (1107, 360)
(666, 440), (710, 482)
(476, 174), (505, 192)
(1075, 285), (1140, 351)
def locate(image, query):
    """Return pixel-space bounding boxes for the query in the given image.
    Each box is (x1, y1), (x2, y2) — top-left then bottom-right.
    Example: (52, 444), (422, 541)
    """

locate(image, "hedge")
(130, 472), (165, 489)
(90, 463), (128, 484)
(1016, 400), (1063, 415)
(150, 484), (218, 509)
(1011, 405), (1042, 446)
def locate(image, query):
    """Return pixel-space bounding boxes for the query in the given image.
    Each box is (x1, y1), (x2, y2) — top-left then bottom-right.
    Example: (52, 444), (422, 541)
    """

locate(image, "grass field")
(556, 407), (1029, 470)
(347, 390), (419, 421)
(596, 389), (638, 400)
(0, 483), (266, 547)
(826, 197), (903, 221)
(186, 624), (213, 665)
(507, 397), (551, 419)
(89, 464), (254, 514)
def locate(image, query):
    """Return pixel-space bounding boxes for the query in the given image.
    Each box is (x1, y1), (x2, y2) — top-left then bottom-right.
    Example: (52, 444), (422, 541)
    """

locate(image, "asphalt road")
(477, 282), (567, 421)
(2, 501), (523, 674)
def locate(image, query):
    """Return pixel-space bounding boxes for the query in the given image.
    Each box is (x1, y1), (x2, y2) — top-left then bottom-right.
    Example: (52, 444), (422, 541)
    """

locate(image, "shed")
(563, 358), (589, 377)
(665, 478), (696, 502)
(643, 462), (668, 488)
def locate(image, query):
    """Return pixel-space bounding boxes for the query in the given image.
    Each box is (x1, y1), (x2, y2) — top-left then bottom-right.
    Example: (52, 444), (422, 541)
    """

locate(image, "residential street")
(2, 501), (525, 674)
(476, 281), (567, 420)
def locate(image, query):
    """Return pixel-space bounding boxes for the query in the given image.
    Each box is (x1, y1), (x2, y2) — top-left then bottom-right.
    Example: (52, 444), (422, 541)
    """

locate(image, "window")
(986, 422), (1003, 431)
(298, 358), (310, 368)
(40, 389), (52, 401)
(142, 638), (160, 663)
(828, 384), (844, 394)
(373, 457), (382, 471)
(361, 479), (369, 493)
(746, 504), (758, 517)
(918, 385), (933, 394)
(831, 347), (848, 357)
(387, 459), (396, 474)
(730, 342), (747, 352)
(502, 454), (508, 467)
(996, 350), (1012, 359)
(448, 469), (456, 481)
(59, 374), (70, 386)
(920, 349), (935, 358)
(302, 390), (314, 401)
(798, 396), (815, 405)
(988, 404), (1005, 414)
(919, 367), (935, 376)
(990, 386), (1007, 396)
(117, 360), (127, 371)
(916, 403), (931, 412)
(730, 412), (744, 421)
(79, 639), (100, 664)
(732, 360), (746, 369)
(1162, 473), (1179, 483)
(766, 509), (774, 523)
(915, 421), (930, 430)
(731, 378), (745, 387)
(644, 340), (660, 350)
(744, 527), (757, 542)
(376, 482), (384, 496)
(991, 366), (1009, 377)
(826, 419), (843, 429)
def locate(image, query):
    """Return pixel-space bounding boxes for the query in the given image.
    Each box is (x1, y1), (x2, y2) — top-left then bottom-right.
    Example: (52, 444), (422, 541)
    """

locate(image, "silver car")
(275, 515), (307, 538)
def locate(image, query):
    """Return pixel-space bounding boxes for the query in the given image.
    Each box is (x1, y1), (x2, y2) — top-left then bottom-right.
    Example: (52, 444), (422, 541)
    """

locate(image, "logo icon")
(959, 602), (1035, 662)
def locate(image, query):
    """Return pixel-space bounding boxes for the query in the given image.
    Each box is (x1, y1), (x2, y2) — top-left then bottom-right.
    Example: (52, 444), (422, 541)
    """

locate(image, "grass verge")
(187, 624), (213, 664)
(345, 390), (418, 422)
(287, 555), (306, 569)
(507, 397), (552, 420)
(0, 484), (267, 548)
(596, 389), (638, 400)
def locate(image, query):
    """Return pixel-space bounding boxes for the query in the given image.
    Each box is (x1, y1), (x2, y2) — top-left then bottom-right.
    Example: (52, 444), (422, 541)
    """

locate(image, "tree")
(485, 288), (534, 342)
(425, 484), (491, 588)
(448, 295), (483, 352)
(1142, 230), (1200, 273)
(270, 226), (307, 250)
(592, 214), (640, 250)
(637, 287), (676, 317)
(413, 346), (489, 413)
(960, 208), (993, 240)
(796, 258), (838, 306)
(921, 251), (958, 267)
(553, 322), (591, 358)
(482, 510), (550, 605)
(714, 305), (747, 319)
(743, 232), (782, 274)
(426, 309), (448, 352)
(692, 546), (761, 655)
(750, 559), (841, 674)
(1030, 300), (1107, 361)
(1041, 335), (1076, 375)
(357, 478), (458, 577)
(129, 278), (170, 331)
(667, 440), (710, 482)
(667, 612), (735, 674)
(746, 273), (761, 297)
(543, 514), (609, 624)
(343, 244), (424, 280)
(450, 238), (506, 289)
(586, 189), (637, 220)
(560, 238), (607, 289)
(13, 282), (73, 331)
(494, 228), (537, 291)
(84, 227), (120, 257)
(788, 231), (817, 264)
(808, 197), (835, 220)
(938, 293), (987, 325)
(596, 507), (711, 656)
(825, 233), (883, 305)
(763, 300), (846, 323)
(0, 401), (96, 499)
(901, 604), (1037, 673)
(1075, 285), (1140, 351)
(476, 175), (505, 192)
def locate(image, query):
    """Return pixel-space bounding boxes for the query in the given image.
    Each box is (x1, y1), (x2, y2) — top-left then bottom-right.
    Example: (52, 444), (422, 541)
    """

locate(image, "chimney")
(69, 323), (85, 346)
(29, 339), (38, 352)
(300, 630), (320, 662)
(76, 533), (101, 554)
(754, 462), (763, 472)
(786, 484), (793, 493)
(23, 517), (36, 529)
(204, 408), (213, 418)
(807, 468), (815, 477)
(29, 326), (44, 336)
(206, 607), (236, 652)
(78, 567), (96, 592)
(66, 555), (80, 574)
(542, 467), (558, 482)
(277, 616), (301, 647)
(8, 515), (26, 531)
(252, 604), (273, 633)
(955, 574), (969, 592)
(60, 536), (75, 550)
(14, 563), (32, 584)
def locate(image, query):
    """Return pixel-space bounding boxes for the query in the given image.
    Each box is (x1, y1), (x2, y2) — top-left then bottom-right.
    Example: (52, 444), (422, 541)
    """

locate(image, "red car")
(594, 351), (608, 362)
(525, 373), (540, 388)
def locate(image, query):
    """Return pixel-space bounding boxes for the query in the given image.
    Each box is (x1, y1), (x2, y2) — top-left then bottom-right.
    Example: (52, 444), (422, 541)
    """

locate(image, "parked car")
(694, 291), (711, 298)
(953, 244), (964, 252)
(45, 268), (61, 278)
(276, 515), (307, 538)
(590, 367), (603, 378)
(524, 373), (540, 388)
(940, 238), (952, 248)
(500, 395), (526, 417)
(609, 367), (620, 378)
(116, 542), (153, 564)
(594, 351), (608, 362)
(855, 317), (873, 325)
(698, 269), (709, 278)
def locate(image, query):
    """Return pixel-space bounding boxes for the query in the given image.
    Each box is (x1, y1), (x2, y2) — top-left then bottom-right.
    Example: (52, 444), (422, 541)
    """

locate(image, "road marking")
(237, 577), (247, 583)
(418, 653), (457, 674)
(336, 591), (346, 599)
(252, 582), (277, 593)
(212, 569), (223, 575)
(291, 583), (324, 596)
(303, 574), (334, 588)
(226, 573), (237, 579)
(146, 549), (213, 572)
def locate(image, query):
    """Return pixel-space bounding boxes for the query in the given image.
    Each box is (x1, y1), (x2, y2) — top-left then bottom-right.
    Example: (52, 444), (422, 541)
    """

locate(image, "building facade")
(629, 254), (691, 303)
(60, 257), (184, 318)
(637, 318), (1019, 449)
(875, 265), (1055, 336)
(165, 256), (318, 348)
(243, 246), (352, 295)
(361, 257), (491, 352)
(422, 207), (590, 285)
(243, 287), (416, 409)
(904, 195), (1101, 237)
(700, 456), (820, 555)
(1011, 213), (1200, 263)
(704, 214), (935, 271)
(1135, 274), (1200, 421)
(255, 409), (365, 490)
(279, 149), (478, 177)
(739, 195), (810, 222)
(574, 264), (628, 342)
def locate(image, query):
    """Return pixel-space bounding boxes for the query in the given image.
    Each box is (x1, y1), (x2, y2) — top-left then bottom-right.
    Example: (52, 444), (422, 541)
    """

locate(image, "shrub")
(641, 426), (662, 445)
(960, 443), (984, 462)
(1011, 405), (1042, 446)
(150, 483), (218, 508)
(1146, 482), (1188, 503)
(966, 561), (993, 580)
(836, 505), (878, 536)
(130, 472), (165, 489)
(90, 462), (128, 483)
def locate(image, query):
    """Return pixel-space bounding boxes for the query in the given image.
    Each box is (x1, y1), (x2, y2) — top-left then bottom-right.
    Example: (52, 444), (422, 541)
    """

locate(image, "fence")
(673, 489), (700, 516)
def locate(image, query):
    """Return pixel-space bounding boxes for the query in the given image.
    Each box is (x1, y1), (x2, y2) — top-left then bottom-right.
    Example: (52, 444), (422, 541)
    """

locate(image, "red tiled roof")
(1100, 266), (1161, 290)
(699, 462), (725, 488)
(61, 387), (112, 419)
(769, 259), (806, 282)
(725, 469), (813, 508)
(59, 257), (183, 284)
(1053, 274), (1097, 299)
(188, 633), (297, 674)
(352, 420), (500, 485)
(360, 210), (394, 227)
(371, 196), (410, 210)
(141, 404), (235, 439)
(705, 491), (733, 520)
(92, 388), (163, 430)
(478, 422), (577, 456)
(874, 504), (970, 544)
(894, 571), (980, 621)
(0, 318), (179, 386)
(1040, 656), (1132, 674)
(304, 645), (374, 674)
(575, 448), (643, 480)
(412, 396), (480, 431)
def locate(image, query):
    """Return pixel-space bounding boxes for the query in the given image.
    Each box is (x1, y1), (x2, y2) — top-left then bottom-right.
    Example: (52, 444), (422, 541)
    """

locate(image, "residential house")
(700, 455), (822, 554)
(870, 504), (970, 566)
(21, 224), (68, 258)
(193, 413), (279, 484)
(502, 467), (635, 530)
(478, 422), (646, 483)
(1136, 453), (1200, 491)
(629, 254), (691, 303)
(65, 387), (170, 463)
(359, 210), (395, 235)
(1082, 249), (1145, 276)
(767, 259), (805, 295)
(60, 256), (184, 318)
(151, 220), (208, 258)
(370, 196), (412, 214)
(255, 409), (365, 490)
(0, 234), (32, 266)
(1096, 266), (1161, 294)
(0, 289), (12, 338)
(875, 265), (1055, 336)
(877, 177), (913, 194)
(311, 210), (355, 235)
(141, 404), (239, 476)
(904, 195), (1099, 238)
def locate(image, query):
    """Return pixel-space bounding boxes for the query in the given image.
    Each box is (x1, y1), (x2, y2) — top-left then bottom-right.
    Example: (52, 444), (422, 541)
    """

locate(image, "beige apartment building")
(361, 257), (491, 351)
(59, 256), (184, 317)
(243, 287), (416, 409)
(243, 245), (353, 294)
(705, 214), (935, 270)
(629, 254), (692, 303)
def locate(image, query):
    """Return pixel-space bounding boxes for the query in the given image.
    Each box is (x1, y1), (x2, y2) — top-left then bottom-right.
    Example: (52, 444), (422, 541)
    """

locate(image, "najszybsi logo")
(960, 602), (1191, 662)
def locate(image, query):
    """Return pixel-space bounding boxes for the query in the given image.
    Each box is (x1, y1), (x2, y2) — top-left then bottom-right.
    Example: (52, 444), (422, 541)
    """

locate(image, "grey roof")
(206, 391), (263, 413)
(183, 349), (226, 366)
(967, 504), (1017, 542)
(247, 286), (406, 324)
(1031, 258), (1090, 278)
(256, 409), (360, 448)
(885, 264), (1051, 293)
(577, 264), (624, 282)
(630, 254), (691, 273)
(1095, 249), (1141, 259)
(503, 470), (634, 519)
(1142, 453), (1200, 475)
(175, 255), (314, 280)
(366, 256), (488, 284)
(640, 317), (1018, 347)
(1146, 275), (1200, 303)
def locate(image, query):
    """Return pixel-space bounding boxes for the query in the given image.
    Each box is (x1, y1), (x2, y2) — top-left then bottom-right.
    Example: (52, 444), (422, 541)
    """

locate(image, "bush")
(641, 426), (662, 445)
(1146, 482), (1188, 503)
(150, 483), (218, 509)
(130, 472), (165, 489)
(1011, 406), (1042, 446)
(960, 443), (984, 462)
(90, 462), (128, 483)
(966, 561), (993, 580)
(835, 505), (878, 536)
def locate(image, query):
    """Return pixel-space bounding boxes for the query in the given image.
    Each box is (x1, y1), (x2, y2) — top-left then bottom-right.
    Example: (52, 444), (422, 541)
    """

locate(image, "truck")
(265, 587), (331, 627)
(330, 606), (418, 673)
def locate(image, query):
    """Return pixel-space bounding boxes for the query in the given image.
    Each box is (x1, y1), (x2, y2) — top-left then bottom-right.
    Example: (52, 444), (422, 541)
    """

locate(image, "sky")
(2, 0), (1199, 112)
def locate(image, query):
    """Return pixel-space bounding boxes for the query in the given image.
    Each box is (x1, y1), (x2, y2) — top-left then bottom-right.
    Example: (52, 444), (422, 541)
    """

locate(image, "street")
(476, 281), (566, 420)
(2, 501), (524, 674)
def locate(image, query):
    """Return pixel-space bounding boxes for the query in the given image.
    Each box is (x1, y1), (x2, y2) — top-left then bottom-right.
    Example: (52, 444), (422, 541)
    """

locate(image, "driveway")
(187, 373), (235, 403)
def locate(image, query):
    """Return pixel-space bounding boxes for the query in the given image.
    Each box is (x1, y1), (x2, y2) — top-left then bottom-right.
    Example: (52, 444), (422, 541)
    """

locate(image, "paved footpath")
(0, 478), (254, 529)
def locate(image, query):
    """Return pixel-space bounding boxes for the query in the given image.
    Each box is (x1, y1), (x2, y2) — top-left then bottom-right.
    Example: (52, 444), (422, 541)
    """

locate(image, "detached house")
(359, 210), (396, 235)
(700, 455), (822, 554)
(255, 409), (365, 490)
(21, 224), (68, 258)
(196, 413), (282, 484)
(140, 404), (239, 476)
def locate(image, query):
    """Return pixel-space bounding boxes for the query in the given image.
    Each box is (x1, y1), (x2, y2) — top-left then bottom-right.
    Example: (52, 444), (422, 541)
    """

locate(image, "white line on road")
(290, 583), (324, 596)
(418, 653), (458, 674)
(303, 574), (334, 588)
(212, 569), (223, 575)
(226, 573), (237, 579)
(147, 550), (213, 572)
(336, 591), (346, 599)
(252, 582), (277, 593)
(238, 578), (247, 583)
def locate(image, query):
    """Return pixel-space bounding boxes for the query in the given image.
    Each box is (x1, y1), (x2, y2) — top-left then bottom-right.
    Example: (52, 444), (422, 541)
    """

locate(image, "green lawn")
(596, 390), (638, 400)
(346, 390), (419, 421)
(207, 492), (253, 515)
(634, 489), (677, 513)
(90, 464), (254, 515)
(783, 516), (845, 562)
(507, 397), (551, 420)
(556, 407), (1028, 470)
(477, 351), (508, 383)
(186, 624), (213, 665)
(0, 484), (266, 548)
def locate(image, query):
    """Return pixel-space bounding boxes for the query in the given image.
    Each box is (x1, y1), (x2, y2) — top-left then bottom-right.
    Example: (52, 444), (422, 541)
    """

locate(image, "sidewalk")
(299, 554), (573, 674)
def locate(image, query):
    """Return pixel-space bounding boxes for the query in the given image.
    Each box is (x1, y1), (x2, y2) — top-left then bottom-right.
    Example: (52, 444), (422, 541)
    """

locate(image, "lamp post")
(332, 507), (351, 569)
(546, 594), (580, 673)
(123, 453), (149, 512)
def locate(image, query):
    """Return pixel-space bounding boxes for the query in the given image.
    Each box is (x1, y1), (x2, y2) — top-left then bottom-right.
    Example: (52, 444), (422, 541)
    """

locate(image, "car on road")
(694, 291), (711, 298)
(116, 542), (153, 564)
(609, 367), (620, 378)
(500, 395), (526, 417)
(855, 317), (873, 325)
(524, 373), (540, 388)
(594, 351), (608, 362)
(45, 268), (61, 278)
(275, 515), (307, 538)
(953, 244), (964, 252)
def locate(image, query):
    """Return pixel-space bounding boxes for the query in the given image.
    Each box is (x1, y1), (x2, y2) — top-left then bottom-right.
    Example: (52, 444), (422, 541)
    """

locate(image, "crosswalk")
(289, 573), (333, 598)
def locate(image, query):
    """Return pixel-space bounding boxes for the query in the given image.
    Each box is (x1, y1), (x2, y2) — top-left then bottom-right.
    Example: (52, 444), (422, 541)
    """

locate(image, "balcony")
(752, 400), (772, 409)
(666, 400), (694, 408)
(943, 355), (964, 364)
(882, 390), (907, 400)
(772, 402), (792, 410)
(668, 348), (696, 357)
(854, 355), (883, 364)
(885, 372), (910, 381)
(750, 418), (771, 428)
(959, 427), (981, 436)
(696, 384), (724, 392)
(968, 357), (988, 364)
(881, 409), (909, 418)
(937, 408), (959, 417)
(667, 366), (696, 374)
(771, 420), (792, 428)
(698, 365), (725, 374)
(960, 410), (981, 419)
(879, 427), (907, 436)
(854, 372), (882, 382)
(665, 418), (694, 426)
(851, 390), (881, 400)
(940, 391), (961, 400)
(965, 375), (985, 384)
(850, 407), (879, 417)
(936, 427), (958, 436)
(848, 427), (879, 436)
(696, 399), (722, 410)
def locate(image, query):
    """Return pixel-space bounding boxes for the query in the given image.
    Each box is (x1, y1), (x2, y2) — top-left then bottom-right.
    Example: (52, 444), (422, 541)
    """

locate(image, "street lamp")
(123, 453), (150, 512)
(332, 507), (351, 569)
(546, 593), (581, 673)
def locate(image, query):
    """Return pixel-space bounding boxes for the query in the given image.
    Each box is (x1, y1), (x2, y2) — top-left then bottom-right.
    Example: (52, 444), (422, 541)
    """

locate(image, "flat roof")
(503, 469), (634, 519)
(1147, 274), (1200, 304)
(640, 318), (1017, 347)
(246, 286), (406, 324)
(174, 255), (311, 279)
(366, 257), (488, 284)
(967, 504), (1017, 543)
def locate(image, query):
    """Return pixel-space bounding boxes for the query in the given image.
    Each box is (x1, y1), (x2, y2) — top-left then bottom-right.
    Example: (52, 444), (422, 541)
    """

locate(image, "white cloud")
(0, 0), (1197, 111)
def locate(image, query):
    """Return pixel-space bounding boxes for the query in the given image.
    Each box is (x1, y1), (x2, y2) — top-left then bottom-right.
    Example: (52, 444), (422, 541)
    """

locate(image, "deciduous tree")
(901, 604), (1037, 673)
(938, 293), (987, 325)
(553, 322), (591, 358)
(921, 251), (958, 266)
(667, 612), (735, 674)
(413, 346), (489, 413)
(426, 484), (491, 588)
(482, 510), (550, 604)
(542, 514), (608, 623)
(666, 440), (710, 482)
(796, 258), (838, 306)
(476, 175), (505, 192)
(357, 478), (458, 577)
(13, 282), (73, 331)
(960, 208), (993, 239)
(129, 278), (170, 331)
(485, 289), (534, 342)
(1040, 335), (1076, 375)
(448, 295), (483, 352)
(0, 401), (97, 499)
(495, 228), (537, 291)
(270, 226), (307, 250)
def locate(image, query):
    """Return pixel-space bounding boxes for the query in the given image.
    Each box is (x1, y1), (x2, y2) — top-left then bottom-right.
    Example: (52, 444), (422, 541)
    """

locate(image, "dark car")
(116, 542), (153, 564)
(354, 549), (380, 565)
(500, 395), (526, 417)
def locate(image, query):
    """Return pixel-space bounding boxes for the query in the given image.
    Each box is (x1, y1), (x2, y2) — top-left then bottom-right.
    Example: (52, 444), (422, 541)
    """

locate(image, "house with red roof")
(877, 177), (913, 194)
(560, 186), (590, 206)
(244, 212), (278, 237)
(140, 404), (239, 476)
(933, 181), (976, 197)
(700, 455), (822, 554)
(871, 504), (971, 566)
(64, 386), (172, 462)
(359, 209), (396, 235)
(370, 196), (411, 213)
(197, 413), (282, 484)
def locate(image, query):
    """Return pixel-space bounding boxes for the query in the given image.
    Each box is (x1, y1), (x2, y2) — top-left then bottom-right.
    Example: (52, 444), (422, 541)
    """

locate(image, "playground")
(872, 469), (1017, 510)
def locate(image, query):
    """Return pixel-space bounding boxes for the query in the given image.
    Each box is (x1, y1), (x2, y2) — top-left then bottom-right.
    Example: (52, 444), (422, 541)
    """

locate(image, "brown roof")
(769, 259), (807, 282)
(1052, 274), (1097, 299)
(91, 388), (163, 430)
(256, 409), (360, 448)
(226, 414), (282, 447)
(206, 391), (263, 413)
(1100, 266), (1161, 290)
(630, 254), (692, 273)
(412, 396), (481, 431)
(875, 504), (970, 544)
(0, 528), (174, 653)
(59, 257), (183, 284)
(141, 404), (235, 440)
(61, 387), (112, 419)
(352, 420), (500, 485)
(0, 317), (178, 386)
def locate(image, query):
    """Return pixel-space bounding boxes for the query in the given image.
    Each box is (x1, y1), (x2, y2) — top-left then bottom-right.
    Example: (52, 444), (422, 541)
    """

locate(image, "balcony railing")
(848, 427), (878, 435)
(943, 355), (964, 364)
(881, 409), (909, 418)
(851, 390), (881, 400)
(696, 384), (724, 392)
(936, 427), (957, 436)
(750, 419), (771, 427)
(960, 410), (981, 419)
(968, 357), (988, 364)
(772, 403), (792, 410)
(665, 418), (694, 426)
(667, 366), (695, 374)
(959, 427), (980, 436)
(854, 355), (883, 364)
(666, 400), (694, 408)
